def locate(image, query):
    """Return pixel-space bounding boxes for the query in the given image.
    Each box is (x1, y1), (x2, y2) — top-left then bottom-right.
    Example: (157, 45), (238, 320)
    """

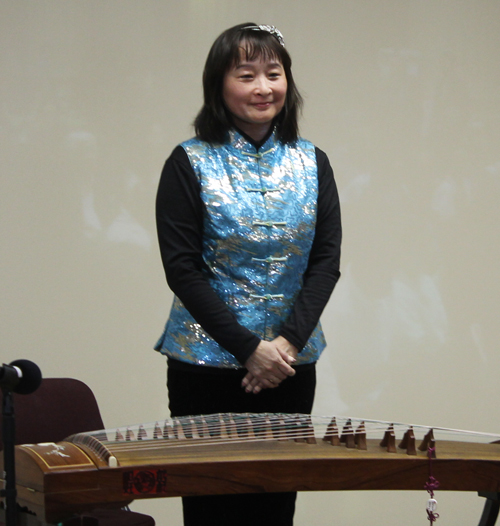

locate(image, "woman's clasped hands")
(242, 336), (298, 394)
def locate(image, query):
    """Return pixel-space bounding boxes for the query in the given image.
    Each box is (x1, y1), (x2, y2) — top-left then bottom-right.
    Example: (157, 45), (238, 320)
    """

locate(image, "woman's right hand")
(242, 340), (296, 394)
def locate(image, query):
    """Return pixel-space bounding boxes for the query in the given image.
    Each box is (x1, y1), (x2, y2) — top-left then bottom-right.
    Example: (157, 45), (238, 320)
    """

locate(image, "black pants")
(167, 362), (316, 526)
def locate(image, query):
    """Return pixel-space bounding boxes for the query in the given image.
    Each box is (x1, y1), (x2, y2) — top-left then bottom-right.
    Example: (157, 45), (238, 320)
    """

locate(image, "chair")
(0, 378), (155, 526)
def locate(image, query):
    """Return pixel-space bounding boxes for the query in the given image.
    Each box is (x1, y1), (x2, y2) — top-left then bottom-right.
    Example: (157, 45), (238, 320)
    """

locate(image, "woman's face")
(223, 49), (287, 142)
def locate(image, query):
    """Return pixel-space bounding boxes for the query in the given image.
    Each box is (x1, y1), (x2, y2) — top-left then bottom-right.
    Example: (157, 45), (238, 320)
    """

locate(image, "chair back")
(0, 377), (105, 448)
(0, 379), (156, 526)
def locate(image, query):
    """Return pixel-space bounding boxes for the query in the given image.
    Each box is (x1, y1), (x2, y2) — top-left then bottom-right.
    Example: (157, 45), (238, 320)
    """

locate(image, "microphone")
(0, 359), (42, 394)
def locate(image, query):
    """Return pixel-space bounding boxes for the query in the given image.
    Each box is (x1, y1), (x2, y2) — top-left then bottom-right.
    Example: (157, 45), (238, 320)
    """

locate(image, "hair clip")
(242, 25), (286, 47)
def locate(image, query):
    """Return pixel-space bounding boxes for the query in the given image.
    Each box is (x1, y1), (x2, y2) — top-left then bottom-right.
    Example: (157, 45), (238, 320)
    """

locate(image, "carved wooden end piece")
(419, 429), (436, 458)
(322, 418), (366, 451)
(398, 426), (417, 455)
(292, 416), (316, 444)
(355, 421), (367, 450)
(323, 417), (340, 446)
(153, 422), (162, 439)
(380, 424), (397, 453)
(340, 419), (356, 448)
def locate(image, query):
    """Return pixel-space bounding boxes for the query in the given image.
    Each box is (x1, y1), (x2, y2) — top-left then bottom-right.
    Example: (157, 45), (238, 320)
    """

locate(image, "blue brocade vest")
(155, 130), (326, 368)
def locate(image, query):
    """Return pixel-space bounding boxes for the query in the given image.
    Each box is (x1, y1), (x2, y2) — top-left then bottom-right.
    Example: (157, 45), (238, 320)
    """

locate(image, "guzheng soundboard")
(3, 413), (500, 524)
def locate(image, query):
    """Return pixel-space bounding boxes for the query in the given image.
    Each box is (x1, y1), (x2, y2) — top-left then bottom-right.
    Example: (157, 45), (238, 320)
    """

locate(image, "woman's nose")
(254, 76), (272, 94)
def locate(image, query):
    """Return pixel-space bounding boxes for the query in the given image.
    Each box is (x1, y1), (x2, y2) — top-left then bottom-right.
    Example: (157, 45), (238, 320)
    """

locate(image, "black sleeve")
(278, 147), (342, 350)
(156, 146), (261, 365)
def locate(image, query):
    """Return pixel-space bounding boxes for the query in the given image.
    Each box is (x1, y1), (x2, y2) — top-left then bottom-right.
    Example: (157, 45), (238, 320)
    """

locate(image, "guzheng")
(4, 413), (500, 523)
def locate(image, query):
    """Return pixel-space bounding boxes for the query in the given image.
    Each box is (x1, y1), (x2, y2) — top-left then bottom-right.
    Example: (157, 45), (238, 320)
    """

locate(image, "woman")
(155, 22), (341, 526)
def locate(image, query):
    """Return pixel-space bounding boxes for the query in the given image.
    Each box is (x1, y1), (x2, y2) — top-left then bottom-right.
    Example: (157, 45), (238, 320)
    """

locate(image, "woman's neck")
(234, 124), (274, 150)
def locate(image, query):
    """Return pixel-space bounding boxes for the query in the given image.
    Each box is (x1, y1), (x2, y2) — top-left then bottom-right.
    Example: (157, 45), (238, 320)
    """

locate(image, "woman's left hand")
(273, 335), (299, 361)
(242, 336), (299, 394)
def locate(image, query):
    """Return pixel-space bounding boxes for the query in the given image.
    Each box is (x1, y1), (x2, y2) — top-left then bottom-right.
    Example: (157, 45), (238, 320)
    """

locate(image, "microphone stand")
(1, 361), (42, 526)
(1, 387), (17, 526)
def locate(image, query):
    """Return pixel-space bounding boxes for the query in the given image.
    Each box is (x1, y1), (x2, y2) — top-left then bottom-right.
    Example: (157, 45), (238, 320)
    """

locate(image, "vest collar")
(228, 127), (278, 154)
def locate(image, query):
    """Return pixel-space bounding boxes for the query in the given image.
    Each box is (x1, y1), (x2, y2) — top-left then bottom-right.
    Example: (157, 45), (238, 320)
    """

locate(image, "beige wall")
(1, 1), (500, 524)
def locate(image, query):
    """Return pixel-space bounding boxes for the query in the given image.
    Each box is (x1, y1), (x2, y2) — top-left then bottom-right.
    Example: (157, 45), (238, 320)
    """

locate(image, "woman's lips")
(253, 102), (271, 109)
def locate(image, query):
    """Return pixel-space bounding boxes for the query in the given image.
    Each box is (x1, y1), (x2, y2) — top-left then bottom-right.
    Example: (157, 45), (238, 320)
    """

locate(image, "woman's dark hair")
(194, 23), (303, 144)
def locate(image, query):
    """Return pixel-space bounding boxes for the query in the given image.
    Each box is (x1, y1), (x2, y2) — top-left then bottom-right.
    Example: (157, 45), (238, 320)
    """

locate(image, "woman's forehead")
(232, 40), (282, 66)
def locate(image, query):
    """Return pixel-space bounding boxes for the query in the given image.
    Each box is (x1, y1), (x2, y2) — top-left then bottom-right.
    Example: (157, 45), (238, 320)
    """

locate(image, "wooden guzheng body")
(4, 413), (500, 523)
